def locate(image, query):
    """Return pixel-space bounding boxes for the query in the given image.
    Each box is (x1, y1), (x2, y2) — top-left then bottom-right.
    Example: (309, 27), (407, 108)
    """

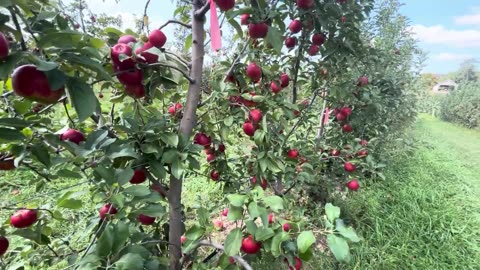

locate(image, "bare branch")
(141, 0), (152, 33)
(197, 241), (253, 270)
(194, 1), (210, 19)
(140, 62), (195, 83)
(8, 7), (27, 51)
(159, 20), (192, 30)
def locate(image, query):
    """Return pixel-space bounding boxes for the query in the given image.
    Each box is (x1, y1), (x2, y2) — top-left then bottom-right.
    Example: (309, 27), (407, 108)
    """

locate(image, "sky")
(76, 0), (480, 75)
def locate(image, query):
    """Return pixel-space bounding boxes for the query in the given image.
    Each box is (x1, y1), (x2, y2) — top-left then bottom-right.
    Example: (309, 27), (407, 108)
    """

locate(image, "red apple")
(124, 84), (145, 98)
(206, 153), (216, 162)
(241, 235), (262, 254)
(0, 32), (9, 59)
(280, 73), (290, 88)
(342, 124), (353, 133)
(246, 62), (262, 82)
(312, 33), (326, 46)
(149, 29), (167, 48)
(12, 65), (64, 104)
(130, 169), (146, 184)
(283, 223), (291, 232)
(249, 109), (263, 123)
(10, 209), (38, 228)
(250, 176), (257, 185)
(347, 179), (360, 191)
(285, 37), (297, 49)
(240, 14), (250, 25)
(330, 149), (340, 157)
(60, 129), (85, 145)
(116, 69), (143, 85)
(360, 139), (368, 146)
(111, 43), (135, 70)
(341, 16), (346, 23)
(0, 236), (8, 256)
(260, 179), (268, 190)
(357, 76), (369, 87)
(137, 214), (156, 225)
(296, 0), (314, 9)
(340, 107), (352, 116)
(287, 149), (299, 159)
(194, 133), (212, 147)
(210, 170), (220, 181)
(229, 257), (235, 264)
(344, 162), (356, 172)
(336, 113), (347, 121)
(271, 81), (281, 94)
(308, 45), (319, 56)
(357, 149), (368, 157)
(268, 213), (274, 224)
(181, 235), (187, 244)
(218, 144), (226, 152)
(243, 121), (256, 137)
(99, 203), (118, 219)
(0, 159), (15, 171)
(215, 0), (235, 11)
(286, 257), (303, 270)
(222, 208), (229, 216)
(213, 219), (224, 230)
(118, 35), (137, 44)
(288, 20), (302, 34)
(135, 42), (159, 64)
(248, 23), (269, 39)
(168, 103), (183, 115)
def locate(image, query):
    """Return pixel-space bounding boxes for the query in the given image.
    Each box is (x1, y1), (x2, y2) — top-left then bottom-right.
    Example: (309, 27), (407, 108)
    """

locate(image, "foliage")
(440, 82), (480, 128)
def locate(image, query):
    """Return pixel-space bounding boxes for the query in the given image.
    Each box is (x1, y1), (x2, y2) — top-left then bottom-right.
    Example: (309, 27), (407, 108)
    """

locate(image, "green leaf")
(245, 220), (258, 235)
(66, 77), (98, 122)
(255, 227), (275, 241)
(266, 26), (283, 53)
(107, 144), (138, 159)
(136, 204), (165, 217)
(263, 196), (284, 212)
(185, 224), (205, 241)
(31, 144), (51, 168)
(44, 68), (66, 91)
(96, 225), (114, 257)
(335, 219), (361, 243)
(57, 198), (83, 209)
(0, 118), (29, 128)
(57, 169), (82, 179)
(247, 202), (261, 218)
(0, 52), (24, 80)
(327, 234), (351, 262)
(61, 52), (111, 81)
(224, 228), (242, 256)
(124, 186), (150, 197)
(112, 221), (130, 253)
(12, 229), (50, 245)
(160, 133), (179, 147)
(115, 253), (144, 270)
(227, 194), (248, 207)
(227, 206), (243, 221)
(325, 203), (341, 223)
(184, 33), (193, 51)
(171, 159), (184, 179)
(271, 232), (290, 257)
(228, 18), (243, 38)
(115, 168), (134, 186)
(0, 127), (25, 142)
(297, 231), (316, 254)
(84, 130), (109, 150)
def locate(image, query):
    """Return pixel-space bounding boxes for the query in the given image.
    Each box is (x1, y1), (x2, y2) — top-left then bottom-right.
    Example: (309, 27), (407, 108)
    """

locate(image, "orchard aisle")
(343, 114), (480, 270)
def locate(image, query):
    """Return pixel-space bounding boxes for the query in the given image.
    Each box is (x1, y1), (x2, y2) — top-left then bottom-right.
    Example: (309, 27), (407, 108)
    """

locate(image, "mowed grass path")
(342, 114), (480, 269)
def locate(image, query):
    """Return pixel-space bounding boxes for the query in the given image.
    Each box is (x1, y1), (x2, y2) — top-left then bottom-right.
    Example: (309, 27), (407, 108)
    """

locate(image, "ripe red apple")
(168, 103), (183, 116)
(74, 23), (80, 29)
(130, 169), (146, 184)
(312, 33), (326, 46)
(360, 139), (368, 146)
(10, 209), (38, 228)
(248, 23), (269, 39)
(149, 29), (167, 48)
(341, 16), (346, 23)
(287, 149), (299, 159)
(241, 235), (262, 254)
(124, 84), (145, 98)
(0, 236), (8, 256)
(240, 14), (250, 25)
(340, 107), (352, 116)
(0, 32), (9, 59)
(246, 62), (262, 82)
(357, 76), (369, 87)
(249, 109), (263, 123)
(137, 214), (156, 225)
(285, 37), (297, 49)
(118, 35), (137, 44)
(347, 179), (360, 191)
(268, 213), (274, 224)
(213, 219), (224, 230)
(280, 73), (290, 88)
(293, 110), (300, 117)
(336, 112), (347, 121)
(288, 20), (302, 34)
(12, 65), (64, 104)
(222, 208), (229, 216)
(180, 235), (187, 244)
(135, 42), (159, 64)
(218, 144), (226, 152)
(215, 0), (235, 11)
(286, 257), (303, 270)
(99, 203), (118, 219)
(250, 176), (257, 185)
(344, 162), (356, 172)
(60, 129), (85, 145)
(206, 154), (216, 162)
(194, 133), (212, 147)
(0, 155), (15, 171)
(271, 81), (281, 94)
(111, 43), (135, 70)
(296, 0), (314, 9)
(243, 121), (256, 137)
(229, 257), (235, 264)
(260, 179), (268, 190)
(330, 149), (340, 157)
(283, 223), (291, 232)
(308, 45), (319, 56)
(116, 69), (143, 85)
(357, 149), (368, 157)
(210, 170), (220, 181)
(342, 124), (353, 133)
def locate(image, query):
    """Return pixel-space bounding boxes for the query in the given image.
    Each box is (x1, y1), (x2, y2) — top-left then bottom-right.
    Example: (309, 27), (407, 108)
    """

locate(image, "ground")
(1, 114), (479, 269)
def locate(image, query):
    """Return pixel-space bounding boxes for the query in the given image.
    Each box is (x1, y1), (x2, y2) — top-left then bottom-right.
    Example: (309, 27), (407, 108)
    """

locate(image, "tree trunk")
(168, 1), (207, 269)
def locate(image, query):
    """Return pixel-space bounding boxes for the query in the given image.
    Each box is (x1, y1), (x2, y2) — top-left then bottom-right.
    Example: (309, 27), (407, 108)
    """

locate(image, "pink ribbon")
(323, 108), (330, 125)
(209, 0), (222, 51)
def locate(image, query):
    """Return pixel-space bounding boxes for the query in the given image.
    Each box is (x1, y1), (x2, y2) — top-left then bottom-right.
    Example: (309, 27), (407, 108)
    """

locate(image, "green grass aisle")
(345, 114), (480, 269)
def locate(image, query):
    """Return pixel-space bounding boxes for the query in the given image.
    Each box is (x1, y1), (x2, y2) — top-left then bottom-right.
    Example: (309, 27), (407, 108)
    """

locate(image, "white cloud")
(454, 14), (480, 26)
(431, 53), (474, 61)
(410, 24), (480, 48)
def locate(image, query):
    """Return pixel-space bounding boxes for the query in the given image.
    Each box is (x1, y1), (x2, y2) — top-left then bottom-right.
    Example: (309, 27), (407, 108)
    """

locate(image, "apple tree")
(0, 0), (419, 269)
